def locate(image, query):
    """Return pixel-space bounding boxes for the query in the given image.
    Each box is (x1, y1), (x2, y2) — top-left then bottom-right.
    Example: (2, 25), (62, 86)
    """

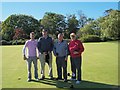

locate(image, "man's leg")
(26, 58), (32, 81)
(62, 57), (67, 81)
(74, 56), (82, 81)
(33, 57), (38, 79)
(70, 57), (76, 79)
(56, 57), (62, 79)
(39, 53), (45, 79)
(48, 52), (53, 77)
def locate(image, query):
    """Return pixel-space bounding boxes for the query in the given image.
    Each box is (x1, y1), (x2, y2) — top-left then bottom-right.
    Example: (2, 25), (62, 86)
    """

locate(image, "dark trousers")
(70, 56), (82, 81)
(56, 57), (67, 79)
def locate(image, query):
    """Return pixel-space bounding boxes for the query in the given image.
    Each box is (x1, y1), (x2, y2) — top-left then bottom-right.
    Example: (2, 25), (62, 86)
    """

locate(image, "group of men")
(22, 29), (84, 84)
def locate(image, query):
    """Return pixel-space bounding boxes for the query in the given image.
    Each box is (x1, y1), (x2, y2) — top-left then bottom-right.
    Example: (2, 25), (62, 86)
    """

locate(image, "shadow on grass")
(31, 78), (119, 89)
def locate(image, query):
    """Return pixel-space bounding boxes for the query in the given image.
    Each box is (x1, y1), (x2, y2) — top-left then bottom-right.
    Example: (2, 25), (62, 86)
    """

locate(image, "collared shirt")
(53, 40), (68, 57)
(23, 39), (38, 57)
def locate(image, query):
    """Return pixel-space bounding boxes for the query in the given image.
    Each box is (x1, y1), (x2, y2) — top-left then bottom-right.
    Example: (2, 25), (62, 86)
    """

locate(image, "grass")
(1, 41), (119, 88)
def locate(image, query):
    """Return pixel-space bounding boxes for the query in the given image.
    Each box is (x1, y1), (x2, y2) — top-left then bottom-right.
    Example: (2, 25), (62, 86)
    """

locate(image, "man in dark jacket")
(37, 29), (53, 80)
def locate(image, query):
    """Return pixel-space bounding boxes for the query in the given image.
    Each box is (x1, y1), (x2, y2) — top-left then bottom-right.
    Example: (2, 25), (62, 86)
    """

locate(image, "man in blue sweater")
(53, 33), (68, 82)
(37, 29), (53, 80)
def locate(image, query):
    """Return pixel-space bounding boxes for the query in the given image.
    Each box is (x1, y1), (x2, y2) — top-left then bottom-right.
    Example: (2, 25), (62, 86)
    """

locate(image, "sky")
(1, 2), (118, 21)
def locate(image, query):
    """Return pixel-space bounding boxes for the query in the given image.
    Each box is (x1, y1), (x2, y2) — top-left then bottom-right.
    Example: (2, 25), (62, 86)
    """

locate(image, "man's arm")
(22, 41), (28, 60)
(78, 40), (84, 54)
(37, 38), (43, 54)
(53, 42), (57, 56)
(65, 41), (68, 61)
(50, 37), (54, 52)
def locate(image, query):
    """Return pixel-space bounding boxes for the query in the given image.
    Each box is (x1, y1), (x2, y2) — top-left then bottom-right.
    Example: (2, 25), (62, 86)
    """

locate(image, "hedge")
(80, 35), (101, 42)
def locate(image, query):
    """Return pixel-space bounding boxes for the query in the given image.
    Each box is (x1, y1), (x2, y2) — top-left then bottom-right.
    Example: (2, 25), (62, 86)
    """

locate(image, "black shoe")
(56, 77), (62, 80)
(64, 79), (68, 82)
(39, 76), (45, 80)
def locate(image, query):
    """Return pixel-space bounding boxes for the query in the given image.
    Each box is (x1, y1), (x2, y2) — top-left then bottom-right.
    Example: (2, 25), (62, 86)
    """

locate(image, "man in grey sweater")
(53, 33), (68, 82)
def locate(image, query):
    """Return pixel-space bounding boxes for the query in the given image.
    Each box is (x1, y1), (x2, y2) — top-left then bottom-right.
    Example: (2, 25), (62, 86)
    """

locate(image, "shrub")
(101, 37), (113, 42)
(0, 40), (12, 45)
(80, 35), (101, 42)
(12, 39), (26, 45)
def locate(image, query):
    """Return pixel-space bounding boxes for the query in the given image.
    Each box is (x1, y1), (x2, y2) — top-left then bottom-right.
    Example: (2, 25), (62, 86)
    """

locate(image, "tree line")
(0, 9), (120, 43)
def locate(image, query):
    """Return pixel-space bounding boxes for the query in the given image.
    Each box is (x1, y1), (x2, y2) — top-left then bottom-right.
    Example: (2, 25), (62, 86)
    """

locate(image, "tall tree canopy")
(1, 14), (40, 40)
(98, 9), (120, 39)
(78, 9), (120, 40)
(40, 12), (66, 37)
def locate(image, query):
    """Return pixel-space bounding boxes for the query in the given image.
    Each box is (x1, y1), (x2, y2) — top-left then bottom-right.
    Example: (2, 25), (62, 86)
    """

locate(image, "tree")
(78, 20), (100, 37)
(40, 12), (66, 37)
(78, 11), (88, 28)
(98, 9), (120, 39)
(66, 14), (79, 38)
(1, 14), (40, 40)
(78, 9), (120, 40)
(13, 28), (26, 40)
(0, 21), (2, 32)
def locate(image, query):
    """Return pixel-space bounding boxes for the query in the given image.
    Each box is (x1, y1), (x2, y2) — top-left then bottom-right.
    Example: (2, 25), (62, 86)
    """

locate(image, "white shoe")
(76, 80), (81, 84)
(35, 78), (39, 81)
(70, 78), (76, 81)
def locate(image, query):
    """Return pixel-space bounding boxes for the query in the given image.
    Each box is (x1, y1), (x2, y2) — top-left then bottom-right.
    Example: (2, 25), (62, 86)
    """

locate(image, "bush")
(0, 40), (12, 45)
(12, 39), (26, 45)
(101, 37), (113, 42)
(80, 35), (101, 42)
(0, 39), (26, 45)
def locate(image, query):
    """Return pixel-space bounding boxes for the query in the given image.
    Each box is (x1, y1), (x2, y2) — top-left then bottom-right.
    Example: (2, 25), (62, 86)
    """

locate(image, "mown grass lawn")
(1, 41), (119, 88)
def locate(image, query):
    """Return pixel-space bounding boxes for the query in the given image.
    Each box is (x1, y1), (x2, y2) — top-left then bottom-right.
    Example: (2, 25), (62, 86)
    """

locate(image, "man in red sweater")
(68, 33), (84, 84)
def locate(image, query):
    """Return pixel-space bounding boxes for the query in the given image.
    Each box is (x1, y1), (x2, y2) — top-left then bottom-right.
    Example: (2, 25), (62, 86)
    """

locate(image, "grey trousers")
(70, 56), (82, 81)
(56, 57), (67, 79)
(39, 52), (53, 77)
(26, 56), (38, 79)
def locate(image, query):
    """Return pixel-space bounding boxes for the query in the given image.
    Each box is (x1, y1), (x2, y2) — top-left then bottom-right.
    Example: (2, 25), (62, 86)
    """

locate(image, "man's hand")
(43, 52), (47, 55)
(65, 57), (68, 61)
(73, 51), (79, 54)
(36, 56), (39, 59)
(23, 55), (27, 60)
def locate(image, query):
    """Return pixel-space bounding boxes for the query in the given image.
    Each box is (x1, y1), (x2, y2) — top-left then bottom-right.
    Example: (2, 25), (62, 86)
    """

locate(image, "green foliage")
(78, 21), (101, 37)
(98, 10), (120, 40)
(0, 21), (2, 32)
(80, 35), (101, 42)
(78, 9), (120, 41)
(1, 9), (120, 42)
(1, 14), (40, 41)
(0, 40), (12, 45)
(41, 12), (66, 37)
(65, 14), (79, 38)
(66, 14), (79, 33)
(78, 11), (88, 28)
(0, 39), (27, 45)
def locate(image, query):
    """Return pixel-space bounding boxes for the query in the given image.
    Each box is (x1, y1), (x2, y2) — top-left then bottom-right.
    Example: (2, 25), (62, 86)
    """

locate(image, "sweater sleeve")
(65, 41), (69, 57)
(22, 41), (28, 56)
(37, 38), (43, 53)
(53, 42), (57, 56)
